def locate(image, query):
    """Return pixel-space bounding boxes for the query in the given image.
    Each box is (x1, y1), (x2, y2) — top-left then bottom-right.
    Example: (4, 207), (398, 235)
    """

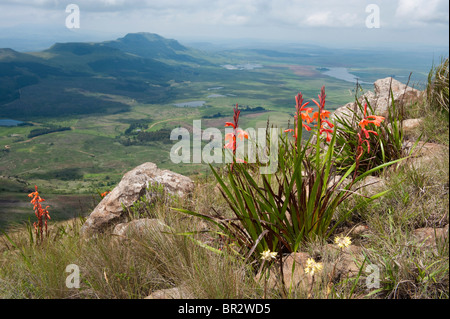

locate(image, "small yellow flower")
(334, 235), (352, 249)
(304, 258), (323, 276)
(261, 250), (277, 261)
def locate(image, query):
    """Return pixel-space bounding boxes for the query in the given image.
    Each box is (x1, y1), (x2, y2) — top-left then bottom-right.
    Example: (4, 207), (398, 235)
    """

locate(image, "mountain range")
(0, 32), (210, 119)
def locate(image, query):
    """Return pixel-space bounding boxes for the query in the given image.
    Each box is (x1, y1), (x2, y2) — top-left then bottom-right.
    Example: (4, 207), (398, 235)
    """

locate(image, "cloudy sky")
(0, 0), (448, 50)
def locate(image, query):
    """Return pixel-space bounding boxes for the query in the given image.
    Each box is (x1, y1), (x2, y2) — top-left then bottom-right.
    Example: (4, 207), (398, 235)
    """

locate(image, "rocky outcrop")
(331, 77), (423, 124)
(80, 162), (194, 236)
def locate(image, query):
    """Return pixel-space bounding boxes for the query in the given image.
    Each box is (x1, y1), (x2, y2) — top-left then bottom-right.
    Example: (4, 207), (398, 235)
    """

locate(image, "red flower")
(100, 191), (110, 198)
(356, 103), (385, 159)
(320, 128), (334, 143)
(225, 104), (248, 167)
(28, 185), (50, 242)
(285, 87), (334, 143)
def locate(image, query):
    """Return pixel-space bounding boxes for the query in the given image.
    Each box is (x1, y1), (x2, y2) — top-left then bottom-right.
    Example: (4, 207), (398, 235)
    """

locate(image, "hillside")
(101, 32), (208, 65)
(0, 33), (205, 119)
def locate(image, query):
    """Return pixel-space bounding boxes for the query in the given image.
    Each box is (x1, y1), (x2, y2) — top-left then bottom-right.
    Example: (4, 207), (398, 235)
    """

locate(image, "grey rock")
(331, 77), (423, 125)
(80, 162), (194, 236)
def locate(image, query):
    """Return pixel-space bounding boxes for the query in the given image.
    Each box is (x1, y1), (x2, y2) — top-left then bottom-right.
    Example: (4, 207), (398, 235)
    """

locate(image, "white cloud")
(0, 0), (447, 47)
(305, 11), (332, 27)
(395, 0), (449, 25)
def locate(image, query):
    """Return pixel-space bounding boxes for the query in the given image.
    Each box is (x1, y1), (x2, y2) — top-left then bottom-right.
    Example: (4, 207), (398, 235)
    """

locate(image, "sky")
(0, 0), (448, 51)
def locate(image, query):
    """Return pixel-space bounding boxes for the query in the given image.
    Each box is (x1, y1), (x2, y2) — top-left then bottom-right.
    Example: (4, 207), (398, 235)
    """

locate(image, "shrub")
(427, 57), (449, 113)
(175, 86), (404, 272)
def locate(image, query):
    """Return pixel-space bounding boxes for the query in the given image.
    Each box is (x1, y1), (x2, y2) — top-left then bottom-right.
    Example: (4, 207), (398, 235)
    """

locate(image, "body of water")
(321, 67), (369, 84)
(0, 119), (23, 126)
(173, 101), (206, 108)
(222, 63), (263, 70)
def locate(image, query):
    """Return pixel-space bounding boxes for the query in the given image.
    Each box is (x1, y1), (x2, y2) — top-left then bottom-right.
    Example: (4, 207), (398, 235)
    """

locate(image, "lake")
(0, 119), (23, 126)
(321, 67), (369, 84)
(173, 101), (206, 108)
(222, 63), (263, 70)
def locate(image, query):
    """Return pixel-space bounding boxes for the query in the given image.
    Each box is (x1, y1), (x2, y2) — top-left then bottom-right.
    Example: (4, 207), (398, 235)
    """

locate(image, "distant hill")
(0, 33), (207, 119)
(0, 48), (69, 106)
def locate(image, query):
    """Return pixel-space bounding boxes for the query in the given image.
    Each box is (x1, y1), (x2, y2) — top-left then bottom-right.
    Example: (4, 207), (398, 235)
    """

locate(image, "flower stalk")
(28, 185), (51, 244)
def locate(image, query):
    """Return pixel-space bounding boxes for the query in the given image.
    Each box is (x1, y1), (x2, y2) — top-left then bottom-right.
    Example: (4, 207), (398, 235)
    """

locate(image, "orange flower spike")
(322, 119), (334, 129)
(224, 140), (235, 150)
(225, 132), (234, 141)
(300, 109), (314, 123)
(366, 115), (385, 126)
(236, 128), (249, 140)
(311, 86), (327, 110)
(225, 122), (236, 129)
(312, 109), (331, 122)
(320, 110), (331, 119)
(311, 99), (321, 109)
(302, 123), (312, 131)
(44, 206), (51, 219)
(293, 92), (315, 132)
(320, 128), (333, 142)
(358, 118), (369, 129)
(364, 139), (371, 153)
(100, 191), (110, 198)
(359, 103), (385, 129)
(295, 93), (310, 110)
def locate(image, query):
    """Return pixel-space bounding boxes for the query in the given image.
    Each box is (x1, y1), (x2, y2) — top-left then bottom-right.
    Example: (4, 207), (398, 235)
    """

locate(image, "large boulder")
(80, 162), (194, 236)
(372, 77), (423, 117)
(331, 77), (423, 125)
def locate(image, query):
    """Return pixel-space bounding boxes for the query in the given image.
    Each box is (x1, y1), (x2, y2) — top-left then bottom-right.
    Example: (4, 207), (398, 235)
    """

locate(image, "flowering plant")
(333, 85), (416, 176)
(28, 185), (51, 243)
(176, 86), (406, 271)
